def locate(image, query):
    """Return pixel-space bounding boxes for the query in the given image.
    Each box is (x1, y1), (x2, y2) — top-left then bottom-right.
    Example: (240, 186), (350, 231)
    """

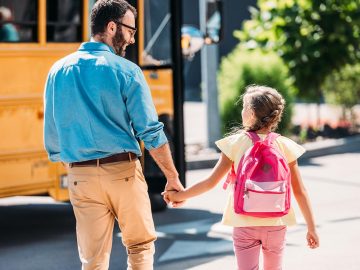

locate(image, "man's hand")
(148, 143), (186, 207)
(161, 190), (178, 204)
(163, 178), (186, 207)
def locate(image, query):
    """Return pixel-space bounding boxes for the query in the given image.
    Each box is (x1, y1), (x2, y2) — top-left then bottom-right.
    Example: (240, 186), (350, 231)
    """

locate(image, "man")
(43, 1), (184, 269)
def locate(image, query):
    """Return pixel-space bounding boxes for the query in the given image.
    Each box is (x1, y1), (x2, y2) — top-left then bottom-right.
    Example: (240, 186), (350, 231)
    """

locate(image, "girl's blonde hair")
(241, 84), (285, 132)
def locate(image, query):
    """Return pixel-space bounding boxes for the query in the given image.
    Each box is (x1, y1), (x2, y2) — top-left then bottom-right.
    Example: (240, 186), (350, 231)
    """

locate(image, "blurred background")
(0, 0), (359, 269)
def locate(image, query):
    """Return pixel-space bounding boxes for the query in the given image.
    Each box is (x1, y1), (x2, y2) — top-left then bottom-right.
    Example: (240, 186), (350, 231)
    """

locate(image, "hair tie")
(261, 116), (270, 123)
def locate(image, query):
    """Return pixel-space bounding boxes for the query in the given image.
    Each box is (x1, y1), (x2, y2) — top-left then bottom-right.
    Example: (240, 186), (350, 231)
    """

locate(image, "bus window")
(0, 0), (37, 42)
(122, 0), (137, 64)
(142, 0), (172, 67)
(46, 0), (82, 42)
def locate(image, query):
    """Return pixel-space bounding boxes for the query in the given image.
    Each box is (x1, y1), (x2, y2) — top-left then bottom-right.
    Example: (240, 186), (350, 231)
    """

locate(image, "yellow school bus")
(0, 0), (222, 210)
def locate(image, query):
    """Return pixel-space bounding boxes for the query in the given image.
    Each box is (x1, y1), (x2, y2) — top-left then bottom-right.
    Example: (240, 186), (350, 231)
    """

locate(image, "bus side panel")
(0, 47), (74, 200)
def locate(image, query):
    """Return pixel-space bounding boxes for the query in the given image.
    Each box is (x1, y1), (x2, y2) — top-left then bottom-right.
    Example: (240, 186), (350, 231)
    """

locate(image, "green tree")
(323, 64), (360, 108)
(237, 0), (360, 101)
(218, 48), (296, 135)
(323, 64), (360, 128)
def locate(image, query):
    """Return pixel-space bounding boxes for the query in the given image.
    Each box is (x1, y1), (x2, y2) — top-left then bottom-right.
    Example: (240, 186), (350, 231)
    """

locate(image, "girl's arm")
(290, 160), (320, 249)
(164, 153), (232, 202)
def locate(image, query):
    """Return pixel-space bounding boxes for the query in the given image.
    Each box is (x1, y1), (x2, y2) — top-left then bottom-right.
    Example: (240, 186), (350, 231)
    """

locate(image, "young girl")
(163, 85), (319, 270)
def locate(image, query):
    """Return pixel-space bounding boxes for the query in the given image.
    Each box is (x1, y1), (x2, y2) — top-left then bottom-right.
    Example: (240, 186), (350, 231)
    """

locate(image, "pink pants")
(233, 226), (287, 270)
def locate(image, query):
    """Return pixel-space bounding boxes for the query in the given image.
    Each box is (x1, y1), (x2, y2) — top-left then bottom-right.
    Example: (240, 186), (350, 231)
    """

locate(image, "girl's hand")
(161, 190), (184, 207)
(164, 180), (186, 207)
(307, 230), (319, 249)
(164, 190), (178, 201)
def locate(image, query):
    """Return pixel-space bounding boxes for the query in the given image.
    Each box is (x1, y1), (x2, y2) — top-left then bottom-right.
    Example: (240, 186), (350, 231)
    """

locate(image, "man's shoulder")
(48, 49), (141, 79)
(48, 52), (78, 74)
(111, 54), (140, 76)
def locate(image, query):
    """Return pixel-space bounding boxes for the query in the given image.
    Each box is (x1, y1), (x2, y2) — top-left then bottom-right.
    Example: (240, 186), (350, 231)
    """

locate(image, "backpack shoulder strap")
(223, 163), (236, 190)
(246, 131), (261, 144)
(264, 132), (280, 144)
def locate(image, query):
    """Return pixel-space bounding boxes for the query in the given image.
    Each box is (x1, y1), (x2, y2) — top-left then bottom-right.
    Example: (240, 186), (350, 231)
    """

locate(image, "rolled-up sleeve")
(123, 67), (168, 150)
(43, 73), (61, 161)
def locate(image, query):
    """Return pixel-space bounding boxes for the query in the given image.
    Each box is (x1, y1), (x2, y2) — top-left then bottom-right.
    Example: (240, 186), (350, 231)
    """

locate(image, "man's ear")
(106, 21), (117, 37)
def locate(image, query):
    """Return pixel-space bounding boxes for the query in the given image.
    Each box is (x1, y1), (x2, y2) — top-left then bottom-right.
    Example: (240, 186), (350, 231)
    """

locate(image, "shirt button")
(74, 181), (77, 186)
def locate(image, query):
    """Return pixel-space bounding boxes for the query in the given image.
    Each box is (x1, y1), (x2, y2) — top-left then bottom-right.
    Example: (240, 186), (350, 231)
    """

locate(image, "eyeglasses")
(115, 21), (137, 37)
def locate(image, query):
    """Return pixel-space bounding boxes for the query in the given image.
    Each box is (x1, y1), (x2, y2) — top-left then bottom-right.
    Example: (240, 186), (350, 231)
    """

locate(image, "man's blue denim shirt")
(44, 42), (168, 162)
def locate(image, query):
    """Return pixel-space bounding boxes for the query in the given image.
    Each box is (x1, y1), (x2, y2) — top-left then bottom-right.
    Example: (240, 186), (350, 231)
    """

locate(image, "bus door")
(137, 0), (185, 211)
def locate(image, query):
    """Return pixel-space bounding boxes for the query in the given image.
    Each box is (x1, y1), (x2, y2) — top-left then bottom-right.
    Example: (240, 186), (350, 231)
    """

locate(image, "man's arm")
(43, 72), (61, 162)
(123, 67), (168, 150)
(148, 143), (182, 187)
(149, 143), (185, 206)
(123, 67), (185, 202)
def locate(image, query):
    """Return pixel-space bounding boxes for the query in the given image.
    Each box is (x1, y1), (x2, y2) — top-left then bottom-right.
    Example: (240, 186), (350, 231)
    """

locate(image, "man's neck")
(92, 34), (115, 52)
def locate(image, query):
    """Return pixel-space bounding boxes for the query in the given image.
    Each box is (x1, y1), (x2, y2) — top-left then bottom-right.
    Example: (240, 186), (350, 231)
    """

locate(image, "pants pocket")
(266, 226), (287, 251)
(110, 176), (134, 182)
(67, 175), (91, 204)
(68, 175), (88, 191)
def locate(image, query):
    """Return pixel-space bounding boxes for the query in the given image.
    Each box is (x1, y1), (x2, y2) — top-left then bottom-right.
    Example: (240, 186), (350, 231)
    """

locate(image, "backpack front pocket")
(243, 180), (286, 213)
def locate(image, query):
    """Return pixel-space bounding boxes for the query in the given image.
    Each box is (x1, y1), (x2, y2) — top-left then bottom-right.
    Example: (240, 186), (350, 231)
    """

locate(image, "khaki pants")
(67, 160), (156, 270)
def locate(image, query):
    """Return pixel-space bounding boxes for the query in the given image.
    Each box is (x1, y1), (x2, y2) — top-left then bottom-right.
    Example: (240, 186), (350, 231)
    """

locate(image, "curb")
(186, 135), (360, 170)
(299, 135), (360, 160)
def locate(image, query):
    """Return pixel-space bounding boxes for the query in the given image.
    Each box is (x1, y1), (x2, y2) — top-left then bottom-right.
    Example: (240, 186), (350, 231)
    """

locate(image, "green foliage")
(237, 0), (360, 101)
(218, 48), (296, 135)
(323, 64), (360, 108)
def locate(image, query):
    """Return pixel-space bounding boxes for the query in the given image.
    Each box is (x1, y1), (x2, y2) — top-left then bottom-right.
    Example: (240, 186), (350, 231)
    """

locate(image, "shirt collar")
(78, 41), (115, 54)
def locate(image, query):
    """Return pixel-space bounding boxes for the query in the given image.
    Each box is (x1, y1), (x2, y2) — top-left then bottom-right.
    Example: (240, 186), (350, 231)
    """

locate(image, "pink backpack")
(223, 131), (291, 218)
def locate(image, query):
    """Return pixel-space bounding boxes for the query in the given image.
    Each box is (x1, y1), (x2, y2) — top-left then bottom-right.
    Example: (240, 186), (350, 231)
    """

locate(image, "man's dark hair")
(91, 0), (137, 36)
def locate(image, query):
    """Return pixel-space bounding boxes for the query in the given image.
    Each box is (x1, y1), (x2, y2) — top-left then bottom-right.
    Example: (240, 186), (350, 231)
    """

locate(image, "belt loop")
(96, 159), (100, 167)
(128, 152), (132, 162)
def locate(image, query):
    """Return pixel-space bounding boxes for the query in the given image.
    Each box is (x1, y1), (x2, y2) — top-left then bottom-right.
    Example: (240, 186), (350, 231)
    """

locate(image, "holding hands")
(163, 178), (186, 207)
(162, 189), (184, 206)
(162, 153), (234, 208)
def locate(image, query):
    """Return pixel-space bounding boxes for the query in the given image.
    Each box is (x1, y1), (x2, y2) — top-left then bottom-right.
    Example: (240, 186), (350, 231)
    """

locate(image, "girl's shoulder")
(275, 135), (306, 163)
(215, 132), (306, 163)
(276, 135), (304, 149)
(216, 131), (251, 147)
(215, 132), (252, 161)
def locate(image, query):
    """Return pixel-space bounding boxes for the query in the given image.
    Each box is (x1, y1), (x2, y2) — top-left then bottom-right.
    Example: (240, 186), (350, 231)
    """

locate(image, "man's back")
(44, 42), (165, 163)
